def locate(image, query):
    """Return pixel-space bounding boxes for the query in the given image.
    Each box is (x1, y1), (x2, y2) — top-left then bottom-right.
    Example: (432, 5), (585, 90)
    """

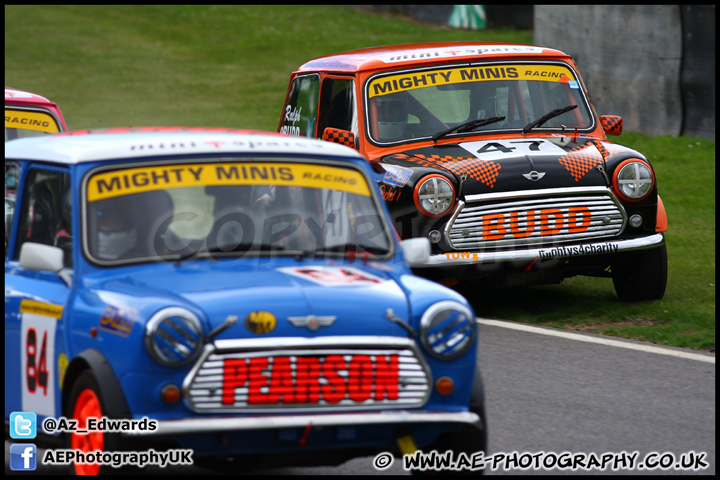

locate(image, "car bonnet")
(98, 261), (413, 340)
(381, 136), (642, 195)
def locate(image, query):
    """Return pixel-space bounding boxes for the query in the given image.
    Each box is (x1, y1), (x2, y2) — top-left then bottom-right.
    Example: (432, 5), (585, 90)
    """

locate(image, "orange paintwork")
(656, 196), (668, 232)
(281, 42), (609, 161)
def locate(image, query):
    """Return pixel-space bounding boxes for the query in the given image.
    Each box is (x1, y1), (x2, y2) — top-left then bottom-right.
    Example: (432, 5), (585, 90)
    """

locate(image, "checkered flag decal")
(322, 127), (356, 149)
(396, 153), (502, 188)
(558, 143), (603, 181)
(558, 140), (627, 181)
(591, 139), (609, 160)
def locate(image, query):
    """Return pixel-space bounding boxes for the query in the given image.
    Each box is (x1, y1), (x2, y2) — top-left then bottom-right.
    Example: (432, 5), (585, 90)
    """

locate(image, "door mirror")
(19, 242), (72, 287)
(400, 238), (430, 267)
(322, 127), (356, 149)
(600, 115), (623, 136)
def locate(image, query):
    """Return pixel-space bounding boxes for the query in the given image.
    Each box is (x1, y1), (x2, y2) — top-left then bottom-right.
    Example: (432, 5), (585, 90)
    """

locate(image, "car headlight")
(414, 174), (455, 217)
(145, 307), (204, 366)
(420, 301), (476, 360)
(613, 159), (655, 202)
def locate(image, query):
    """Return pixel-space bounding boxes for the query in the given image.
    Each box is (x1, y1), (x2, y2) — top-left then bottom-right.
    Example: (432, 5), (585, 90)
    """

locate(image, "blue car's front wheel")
(65, 370), (140, 475)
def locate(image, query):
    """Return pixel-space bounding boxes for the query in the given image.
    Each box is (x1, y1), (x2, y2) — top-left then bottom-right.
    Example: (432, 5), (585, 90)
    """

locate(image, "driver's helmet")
(95, 198), (137, 260)
(376, 92), (408, 141)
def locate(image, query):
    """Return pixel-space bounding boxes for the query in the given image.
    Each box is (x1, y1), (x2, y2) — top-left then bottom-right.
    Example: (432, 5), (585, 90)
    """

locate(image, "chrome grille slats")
(183, 340), (431, 413)
(447, 187), (626, 250)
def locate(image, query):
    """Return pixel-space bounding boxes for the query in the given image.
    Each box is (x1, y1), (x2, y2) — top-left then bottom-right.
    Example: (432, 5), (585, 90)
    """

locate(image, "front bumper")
(420, 233), (665, 267)
(125, 410), (480, 437)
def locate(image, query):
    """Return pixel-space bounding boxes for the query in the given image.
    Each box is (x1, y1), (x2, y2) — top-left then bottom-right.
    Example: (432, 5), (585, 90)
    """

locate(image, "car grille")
(184, 338), (431, 413)
(447, 187), (626, 250)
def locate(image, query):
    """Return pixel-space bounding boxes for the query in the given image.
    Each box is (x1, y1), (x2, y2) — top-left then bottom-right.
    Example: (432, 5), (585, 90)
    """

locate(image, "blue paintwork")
(5, 130), (480, 462)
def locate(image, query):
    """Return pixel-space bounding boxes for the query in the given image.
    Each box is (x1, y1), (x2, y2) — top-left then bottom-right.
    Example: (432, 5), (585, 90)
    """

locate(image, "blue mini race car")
(5, 127), (485, 474)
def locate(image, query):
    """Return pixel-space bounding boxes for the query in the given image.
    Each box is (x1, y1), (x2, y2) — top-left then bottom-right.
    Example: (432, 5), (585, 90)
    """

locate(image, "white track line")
(477, 318), (715, 364)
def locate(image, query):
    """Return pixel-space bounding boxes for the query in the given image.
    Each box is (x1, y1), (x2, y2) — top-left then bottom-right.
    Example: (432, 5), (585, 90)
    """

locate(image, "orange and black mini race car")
(278, 42), (668, 301)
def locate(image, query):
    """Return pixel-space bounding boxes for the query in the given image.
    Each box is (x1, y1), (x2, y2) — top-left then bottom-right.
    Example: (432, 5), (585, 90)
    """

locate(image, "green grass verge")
(5, 5), (532, 132)
(5, 6), (714, 350)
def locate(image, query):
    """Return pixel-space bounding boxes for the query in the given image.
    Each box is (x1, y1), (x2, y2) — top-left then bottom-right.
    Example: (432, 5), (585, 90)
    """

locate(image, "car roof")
(296, 41), (572, 73)
(4, 127), (365, 165)
(5, 86), (58, 107)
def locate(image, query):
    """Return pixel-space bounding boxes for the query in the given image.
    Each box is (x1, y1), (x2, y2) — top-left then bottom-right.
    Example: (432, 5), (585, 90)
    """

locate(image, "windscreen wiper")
(171, 243), (256, 265)
(522, 105), (578, 134)
(432, 116), (506, 143)
(316, 244), (389, 262)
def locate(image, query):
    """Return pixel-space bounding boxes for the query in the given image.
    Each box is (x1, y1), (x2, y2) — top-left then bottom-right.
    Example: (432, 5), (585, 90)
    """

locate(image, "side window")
(14, 169), (73, 268)
(317, 78), (356, 137)
(5, 163), (20, 257)
(279, 74), (320, 138)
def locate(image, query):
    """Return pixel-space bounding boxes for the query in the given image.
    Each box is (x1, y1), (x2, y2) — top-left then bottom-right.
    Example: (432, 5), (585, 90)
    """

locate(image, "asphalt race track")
(6, 319), (715, 475)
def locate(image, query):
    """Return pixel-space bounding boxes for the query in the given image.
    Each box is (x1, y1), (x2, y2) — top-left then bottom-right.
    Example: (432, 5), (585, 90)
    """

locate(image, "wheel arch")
(62, 348), (132, 419)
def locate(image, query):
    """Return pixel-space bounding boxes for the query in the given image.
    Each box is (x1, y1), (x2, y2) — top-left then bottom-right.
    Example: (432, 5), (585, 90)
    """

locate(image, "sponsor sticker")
(379, 45), (544, 63)
(20, 300), (63, 319)
(99, 305), (136, 337)
(87, 163), (371, 201)
(5, 109), (60, 133)
(220, 353), (400, 406)
(244, 311), (277, 335)
(382, 164), (412, 187)
(20, 300), (62, 416)
(459, 138), (567, 161)
(369, 65), (577, 98)
(277, 266), (386, 286)
(5, 89), (35, 99)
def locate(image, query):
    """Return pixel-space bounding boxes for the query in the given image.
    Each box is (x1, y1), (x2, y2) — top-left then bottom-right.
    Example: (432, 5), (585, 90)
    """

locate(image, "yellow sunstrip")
(20, 299), (64, 319)
(5, 109), (60, 133)
(369, 64), (577, 98)
(87, 163), (371, 202)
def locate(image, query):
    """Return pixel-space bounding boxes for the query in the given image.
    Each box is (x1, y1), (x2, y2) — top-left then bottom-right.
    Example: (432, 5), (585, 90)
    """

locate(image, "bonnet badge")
(288, 315), (336, 331)
(522, 170), (546, 181)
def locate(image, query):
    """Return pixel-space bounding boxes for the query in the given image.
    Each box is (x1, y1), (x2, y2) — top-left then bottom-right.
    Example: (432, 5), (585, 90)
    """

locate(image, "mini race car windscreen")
(84, 160), (393, 264)
(5, 108), (62, 142)
(366, 62), (592, 143)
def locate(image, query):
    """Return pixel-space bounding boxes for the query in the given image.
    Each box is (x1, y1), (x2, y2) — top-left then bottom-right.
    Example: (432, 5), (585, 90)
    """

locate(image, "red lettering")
(296, 268), (338, 283)
(340, 268), (382, 284)
(348, 355), (373, 402)
(374, 355), (399, 400)
(295, 357), (321, 403)
(222, 358), (247, 405)
(268, 356), (295, 404)
(509, 210), (536, 238)
(540, 209), (564, 235)
(322, 355), (347, 403)
(247, 357), (278, 404)
(482, 213), (507, 240)
(567, 206), (591, 233)
(221, 353), (402, 407)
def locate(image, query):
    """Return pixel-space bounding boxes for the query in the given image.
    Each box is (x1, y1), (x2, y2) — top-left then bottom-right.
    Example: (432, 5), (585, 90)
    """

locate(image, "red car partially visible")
(5, 87), (67, 142)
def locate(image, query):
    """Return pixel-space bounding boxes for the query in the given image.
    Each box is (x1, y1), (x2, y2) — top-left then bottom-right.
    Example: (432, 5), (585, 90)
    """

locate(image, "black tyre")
(611, 243), (667, 301)
(415, 369), (488, 475)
